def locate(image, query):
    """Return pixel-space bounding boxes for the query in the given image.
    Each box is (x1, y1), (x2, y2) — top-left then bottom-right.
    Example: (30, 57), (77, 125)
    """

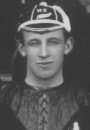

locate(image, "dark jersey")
(0, 81), (90, 130)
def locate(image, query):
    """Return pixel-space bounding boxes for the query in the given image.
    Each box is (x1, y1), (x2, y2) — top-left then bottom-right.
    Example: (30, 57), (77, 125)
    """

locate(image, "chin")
(35, 71), (55, 80)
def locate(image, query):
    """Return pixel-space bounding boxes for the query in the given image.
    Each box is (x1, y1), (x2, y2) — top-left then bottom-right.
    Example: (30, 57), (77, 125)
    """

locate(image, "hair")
(63, 29), (72, 41)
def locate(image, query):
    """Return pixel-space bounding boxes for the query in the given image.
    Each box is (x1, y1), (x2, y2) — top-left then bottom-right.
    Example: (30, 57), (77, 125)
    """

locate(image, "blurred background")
(0, 0), (90, 86)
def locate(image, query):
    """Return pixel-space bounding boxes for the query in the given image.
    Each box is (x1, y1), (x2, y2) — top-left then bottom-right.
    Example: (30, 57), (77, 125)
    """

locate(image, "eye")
(27, 39), (41, 47)
(48, 38), (60, 45)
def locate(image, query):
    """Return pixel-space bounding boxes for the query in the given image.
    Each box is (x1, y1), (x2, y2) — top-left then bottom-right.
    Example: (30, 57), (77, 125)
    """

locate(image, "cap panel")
(31, 5), (56, 21)
(53, 5), (71, 32)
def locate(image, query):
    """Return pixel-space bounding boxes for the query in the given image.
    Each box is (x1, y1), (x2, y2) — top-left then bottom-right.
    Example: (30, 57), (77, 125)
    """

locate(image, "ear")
(18, 43), (26, 57)
(64, 37), (74, 55)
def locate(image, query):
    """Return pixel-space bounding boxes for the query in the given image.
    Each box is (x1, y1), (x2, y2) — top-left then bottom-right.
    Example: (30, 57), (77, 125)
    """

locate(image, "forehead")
(22, 29), (65, 41)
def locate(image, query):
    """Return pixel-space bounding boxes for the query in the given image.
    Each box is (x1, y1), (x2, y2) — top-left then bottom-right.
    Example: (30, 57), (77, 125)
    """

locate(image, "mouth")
(37, 62), (53, 67)
(37, 62), (53, 65)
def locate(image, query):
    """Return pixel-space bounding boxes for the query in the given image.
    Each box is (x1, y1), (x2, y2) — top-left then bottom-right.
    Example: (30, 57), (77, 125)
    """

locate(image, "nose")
(39, 41), (49, 59)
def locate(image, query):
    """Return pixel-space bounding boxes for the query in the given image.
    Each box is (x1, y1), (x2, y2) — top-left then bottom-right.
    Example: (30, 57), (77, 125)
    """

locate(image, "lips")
(37, 62), (52, 65)
(37, 61), (53, 68)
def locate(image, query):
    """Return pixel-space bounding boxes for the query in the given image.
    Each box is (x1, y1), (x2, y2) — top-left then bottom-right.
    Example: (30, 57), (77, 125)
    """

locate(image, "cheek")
(25, 47), (38, 63)
(52, 47), (65, 66)
(52, 46), (65, 58)
(25, 47), (37, 56)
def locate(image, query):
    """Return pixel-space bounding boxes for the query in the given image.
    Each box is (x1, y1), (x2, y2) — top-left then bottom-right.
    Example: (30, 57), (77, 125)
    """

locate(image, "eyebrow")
(29, 37), (61, 42)
(30, 38), (40, 41)
(47, 37), (62, 41)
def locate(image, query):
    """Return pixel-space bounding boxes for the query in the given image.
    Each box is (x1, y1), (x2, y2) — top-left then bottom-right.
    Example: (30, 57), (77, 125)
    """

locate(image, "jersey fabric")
(0, 81), (90, 130)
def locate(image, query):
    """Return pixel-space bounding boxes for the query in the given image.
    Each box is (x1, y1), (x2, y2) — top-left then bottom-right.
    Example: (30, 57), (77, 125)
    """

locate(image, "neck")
(25, 70), (64, 90)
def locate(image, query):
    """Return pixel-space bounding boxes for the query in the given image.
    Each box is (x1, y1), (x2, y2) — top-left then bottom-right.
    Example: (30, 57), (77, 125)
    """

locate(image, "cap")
(17, 1), (71, 32)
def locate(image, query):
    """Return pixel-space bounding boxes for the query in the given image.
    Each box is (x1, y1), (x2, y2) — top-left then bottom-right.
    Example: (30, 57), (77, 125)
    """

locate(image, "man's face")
(20, 29), (72, 79)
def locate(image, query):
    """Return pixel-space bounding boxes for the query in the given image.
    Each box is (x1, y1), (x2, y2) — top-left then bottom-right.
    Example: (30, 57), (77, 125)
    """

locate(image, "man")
(0, 1), (90, 130)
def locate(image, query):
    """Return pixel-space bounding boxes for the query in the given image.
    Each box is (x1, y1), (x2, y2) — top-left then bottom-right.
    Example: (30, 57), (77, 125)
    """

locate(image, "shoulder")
(0, 81), (13, 104)
(0, 80), (23, 104)
(0, 103), (25, 130)
(66, 80), (90, 106)
(64, 80), (90, 129)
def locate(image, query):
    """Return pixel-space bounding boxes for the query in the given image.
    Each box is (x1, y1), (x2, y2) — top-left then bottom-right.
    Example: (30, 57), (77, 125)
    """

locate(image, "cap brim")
(18, 19), (64, 32)
(23, 24), (64, 32)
